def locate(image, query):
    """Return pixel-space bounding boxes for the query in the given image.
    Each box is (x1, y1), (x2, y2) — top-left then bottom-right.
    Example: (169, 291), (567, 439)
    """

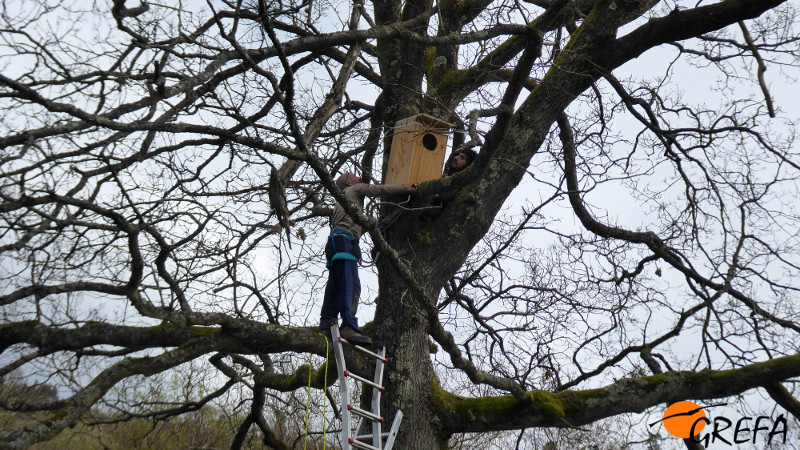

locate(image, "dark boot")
(340, 325), (372, 345)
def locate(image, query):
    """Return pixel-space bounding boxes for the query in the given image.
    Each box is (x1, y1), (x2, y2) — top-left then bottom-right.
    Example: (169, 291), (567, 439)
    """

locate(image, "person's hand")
(406, 184), (417, 194)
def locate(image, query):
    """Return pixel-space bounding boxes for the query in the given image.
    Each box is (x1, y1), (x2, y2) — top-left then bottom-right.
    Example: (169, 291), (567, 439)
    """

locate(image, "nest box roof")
(399, 113), (455, 130)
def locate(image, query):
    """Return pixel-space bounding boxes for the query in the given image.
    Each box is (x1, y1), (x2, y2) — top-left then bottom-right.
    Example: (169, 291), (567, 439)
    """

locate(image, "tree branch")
(439, 352), (800, 434)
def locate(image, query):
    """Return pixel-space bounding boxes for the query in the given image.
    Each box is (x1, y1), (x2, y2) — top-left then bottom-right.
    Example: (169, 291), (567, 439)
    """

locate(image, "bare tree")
(2, 0), (800, 448)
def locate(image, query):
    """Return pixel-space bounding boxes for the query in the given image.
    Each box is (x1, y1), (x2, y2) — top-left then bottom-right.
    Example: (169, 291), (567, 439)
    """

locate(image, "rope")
(304, 333), (330, 450)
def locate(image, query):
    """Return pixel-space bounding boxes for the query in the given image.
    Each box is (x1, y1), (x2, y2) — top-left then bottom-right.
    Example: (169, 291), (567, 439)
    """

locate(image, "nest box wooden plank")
(386, 114), (455, 185)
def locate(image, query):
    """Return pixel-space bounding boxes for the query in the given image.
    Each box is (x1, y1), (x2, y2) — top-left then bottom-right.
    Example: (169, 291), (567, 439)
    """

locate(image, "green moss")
(312, 359), (339, 388)
(685, 353), (800, 386)
(360, 320), (374, 337)
(429, 376), (459, 411)
(42, 409), (68, 426)
(285, 364), (311, 387)
(559, 388), (605, 411)
(150, 321), (178, 332)
(417, 230), (437, 246)
(528, 391), (565, 418)
(452, 185), (475, 204)
(148, 321), (220, 336)
(438, 68), (468, 86)
(431, 376), (610, 421)
(430, 378), (523, 416)
(642, 372), (673, 390)
(263, 362), (334, 390)
(191, 325), (221, 336)
(447, 0), (471, 14)
(424, 46), (437, 73)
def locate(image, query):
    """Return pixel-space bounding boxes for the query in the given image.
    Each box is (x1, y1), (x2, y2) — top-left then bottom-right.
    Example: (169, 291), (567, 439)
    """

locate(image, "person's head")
(335, 172), (361, 189)
(447, 148), (478, 172)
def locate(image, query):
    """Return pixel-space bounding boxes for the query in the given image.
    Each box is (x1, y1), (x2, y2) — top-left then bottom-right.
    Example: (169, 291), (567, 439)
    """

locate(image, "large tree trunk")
(374, 259), (448, 449)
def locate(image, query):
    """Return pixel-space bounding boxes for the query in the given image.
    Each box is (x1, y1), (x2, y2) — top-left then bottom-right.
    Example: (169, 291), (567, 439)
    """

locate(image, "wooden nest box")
(386, 114), (455, 185)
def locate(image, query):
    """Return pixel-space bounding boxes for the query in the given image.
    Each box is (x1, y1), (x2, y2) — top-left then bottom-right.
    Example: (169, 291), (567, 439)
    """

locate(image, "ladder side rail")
(331, 324), (352, 450)
(371, 346), (387, 448)
(383, 410), (404, 450)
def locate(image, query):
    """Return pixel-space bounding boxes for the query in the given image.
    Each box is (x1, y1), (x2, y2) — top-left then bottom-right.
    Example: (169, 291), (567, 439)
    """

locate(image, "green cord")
(304, 333), (330, 450)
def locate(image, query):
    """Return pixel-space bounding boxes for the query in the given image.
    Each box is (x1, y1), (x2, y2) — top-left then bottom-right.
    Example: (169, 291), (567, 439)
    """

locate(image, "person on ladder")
(320, 171), (416, 345)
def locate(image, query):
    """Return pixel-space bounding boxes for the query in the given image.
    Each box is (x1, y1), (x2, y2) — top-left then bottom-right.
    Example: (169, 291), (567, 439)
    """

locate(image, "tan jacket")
(330, 183), (410, 239)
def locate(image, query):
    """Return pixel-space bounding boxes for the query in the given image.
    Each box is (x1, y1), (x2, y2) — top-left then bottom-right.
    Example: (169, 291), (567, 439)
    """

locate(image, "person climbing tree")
(320, 172), (416, 345)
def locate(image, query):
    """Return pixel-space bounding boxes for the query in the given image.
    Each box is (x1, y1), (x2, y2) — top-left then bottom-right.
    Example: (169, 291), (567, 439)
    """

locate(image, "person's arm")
(353, 183), (415, 198)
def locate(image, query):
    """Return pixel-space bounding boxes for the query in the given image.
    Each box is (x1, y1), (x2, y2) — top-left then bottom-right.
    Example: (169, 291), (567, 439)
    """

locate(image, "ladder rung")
(349, 438), (380, 450)
(348, 404), (383, 422)
(344, 370), (385, 391)
(356, 432), (391, 440)
(338, 338), (389, 363)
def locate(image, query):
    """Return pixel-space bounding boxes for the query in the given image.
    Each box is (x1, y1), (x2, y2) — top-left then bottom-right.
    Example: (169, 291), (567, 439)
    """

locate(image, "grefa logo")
(651, 401), (788, 446)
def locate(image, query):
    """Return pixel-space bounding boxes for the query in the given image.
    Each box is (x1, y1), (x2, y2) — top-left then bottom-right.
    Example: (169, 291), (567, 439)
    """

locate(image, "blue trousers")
(320, 234), (362, 332)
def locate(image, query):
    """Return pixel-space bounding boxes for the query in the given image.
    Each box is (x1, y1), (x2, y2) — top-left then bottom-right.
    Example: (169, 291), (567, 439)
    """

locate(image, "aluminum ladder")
(330, 324), (403, 450)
